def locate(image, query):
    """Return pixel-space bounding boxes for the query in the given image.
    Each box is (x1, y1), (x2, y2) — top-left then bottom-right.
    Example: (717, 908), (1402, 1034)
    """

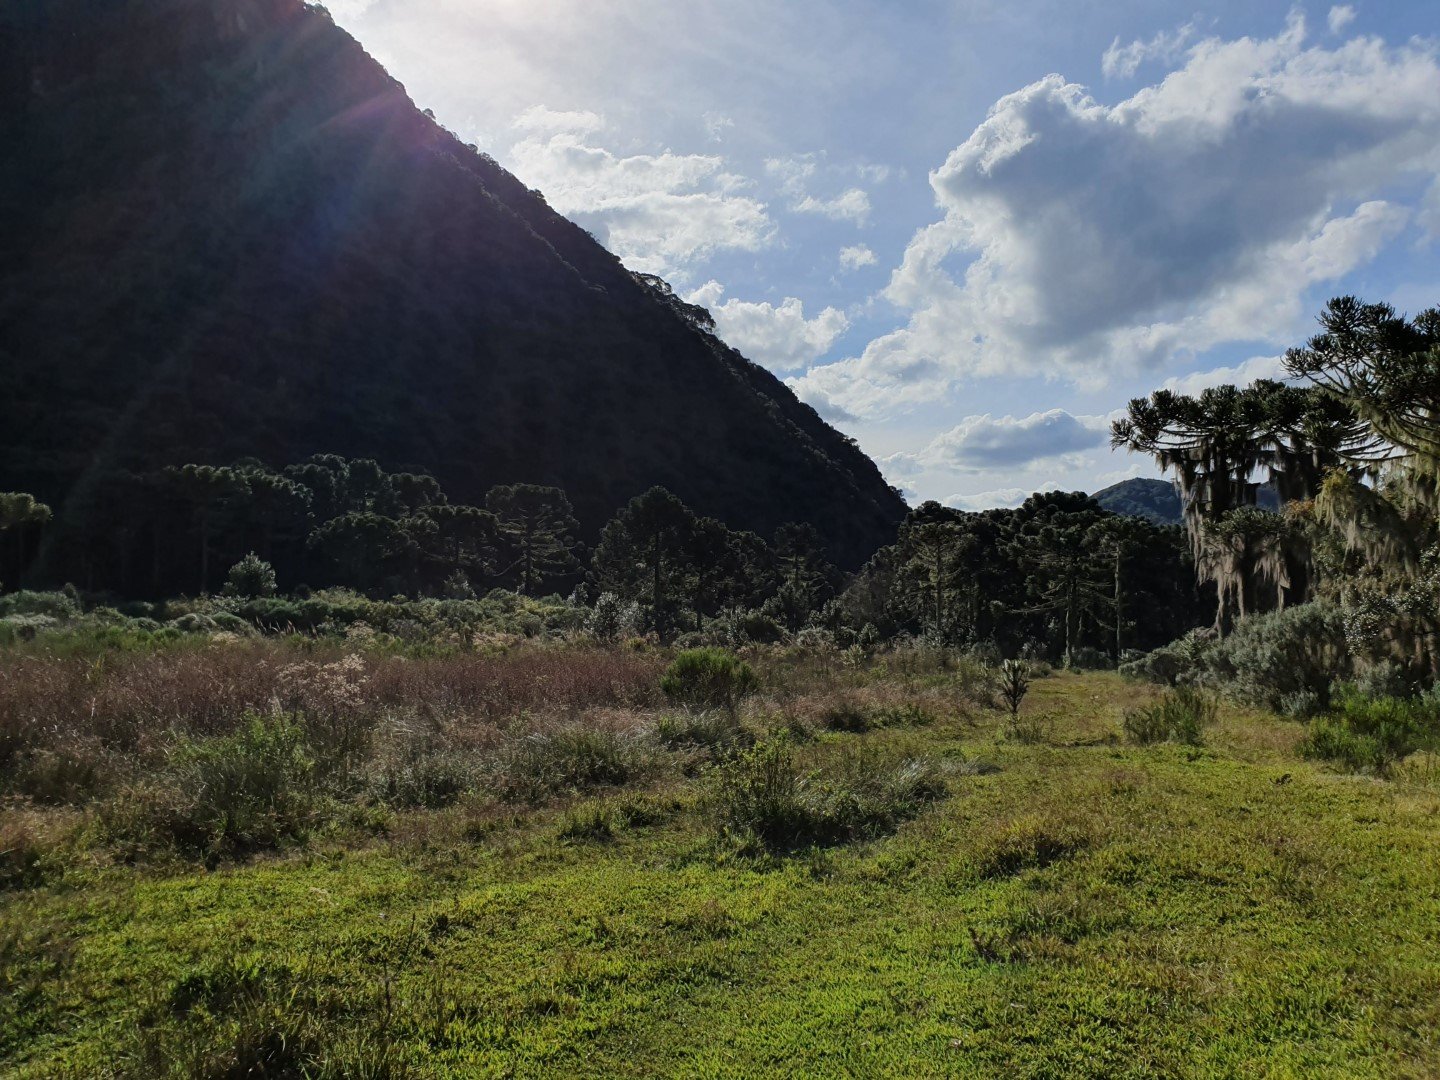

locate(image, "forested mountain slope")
(0, 0), (904, 582)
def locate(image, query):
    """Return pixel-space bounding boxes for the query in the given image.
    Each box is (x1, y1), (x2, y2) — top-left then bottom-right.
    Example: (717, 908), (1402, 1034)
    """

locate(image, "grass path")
(4, 673), (1440, 1077)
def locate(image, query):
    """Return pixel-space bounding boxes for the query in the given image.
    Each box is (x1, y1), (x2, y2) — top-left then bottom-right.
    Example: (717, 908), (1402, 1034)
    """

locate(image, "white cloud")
(1328, 6), (1357, 35)
(839, 244), (878, 272)
(507, 112), (775, 276)
(794, 16), (1440, 419)
(766, 155), (872, 224)
(795, 188), (871, 224)
(886, 409), (1109, 476)
(703, 112), (735, 141)
(511, 105), (605, 136)
(1159, 355), (1288, 396)
(1102, 21), (1198, 80)
(687, 281), (849, 372)
(944, 488), (1035, 512)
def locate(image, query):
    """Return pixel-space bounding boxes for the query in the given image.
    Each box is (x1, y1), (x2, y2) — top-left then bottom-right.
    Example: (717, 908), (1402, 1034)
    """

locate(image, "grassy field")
(3, 657), (1440, 1078)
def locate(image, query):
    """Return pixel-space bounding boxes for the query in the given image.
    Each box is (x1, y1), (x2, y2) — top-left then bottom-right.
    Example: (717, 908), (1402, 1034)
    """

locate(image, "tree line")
(1, 452), (1203, 661)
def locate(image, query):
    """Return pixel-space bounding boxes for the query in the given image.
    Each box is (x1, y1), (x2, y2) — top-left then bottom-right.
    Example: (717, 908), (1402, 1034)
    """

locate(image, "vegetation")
(3, 642), (1438, 1076)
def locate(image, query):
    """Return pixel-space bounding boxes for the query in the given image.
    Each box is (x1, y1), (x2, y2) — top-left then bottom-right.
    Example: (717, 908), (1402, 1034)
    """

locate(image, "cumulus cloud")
(885, 409), (1109, 476)
(1160, 355), (1289, 396)
(793, 15), (1440, 420)
(839, 244), (878, 271)
(687, 281), (849, 372)
(507, 110), (775, 276)
(1329, 5), (1357, 35)
(1102, 21), (1198, 79)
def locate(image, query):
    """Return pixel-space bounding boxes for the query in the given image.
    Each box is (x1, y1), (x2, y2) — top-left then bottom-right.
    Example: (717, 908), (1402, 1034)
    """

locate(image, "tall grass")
(0, 642), (665, 804)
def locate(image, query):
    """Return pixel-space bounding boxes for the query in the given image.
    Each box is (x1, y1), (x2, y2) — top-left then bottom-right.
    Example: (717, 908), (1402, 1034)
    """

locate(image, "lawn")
(4, 668), (1439, 1078)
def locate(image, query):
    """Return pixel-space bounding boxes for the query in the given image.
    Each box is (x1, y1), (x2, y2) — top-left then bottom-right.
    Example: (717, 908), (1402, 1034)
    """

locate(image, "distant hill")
(1093, 477), (1282, 526)
(1093, 479), (1184, 525)
(0, 0), (905, 587)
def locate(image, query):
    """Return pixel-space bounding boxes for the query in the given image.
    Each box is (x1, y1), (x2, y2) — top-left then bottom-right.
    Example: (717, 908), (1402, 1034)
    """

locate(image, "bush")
(128, 712), (319, 857)
(660, 648), (758, 714)
(366, 740), (479, 809)
(1120, 629), (1216, 686)
(1204, 602), (1351, 711)
(653, 711), (749, 752)
(709, 739), (948, 851)
(495, 728), (661, 803)
(0, 590), (82, 621)
(223, 553), (278, 599)
(587, 592), (644, 642)
(1122, 686), (1217, 746)
(1300, 689), (1440, 773)
(1066, 646), (1112, 671)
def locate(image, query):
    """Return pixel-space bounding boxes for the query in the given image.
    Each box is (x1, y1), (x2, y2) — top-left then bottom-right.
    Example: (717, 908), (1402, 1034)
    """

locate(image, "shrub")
(1120, 628), (1216, 686)
(365, 740), (478, 809)
(133, 712), (319, 857)
(496, 728), (661, 803)
(660, 648), (758, 714)
(653, 710), (749, 752)
(1122, 686), (1217, 746)
(223, 553), (278, 599)
(1300, 689), (1440, 773)
(587, 592), (644, 642)
(709, 740), (948, 851)
(1067, 646), (1112, 671)
(1204, 602), (1351, 711)
(0, 590), (81, 621)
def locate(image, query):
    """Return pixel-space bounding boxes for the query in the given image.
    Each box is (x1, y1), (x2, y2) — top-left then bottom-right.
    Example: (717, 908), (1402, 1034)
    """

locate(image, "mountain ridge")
(0, 0), (905, 588)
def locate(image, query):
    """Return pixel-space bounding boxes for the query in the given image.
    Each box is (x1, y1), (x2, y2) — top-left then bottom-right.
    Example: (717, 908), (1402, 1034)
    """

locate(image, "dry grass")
(0, 642), (666, 805)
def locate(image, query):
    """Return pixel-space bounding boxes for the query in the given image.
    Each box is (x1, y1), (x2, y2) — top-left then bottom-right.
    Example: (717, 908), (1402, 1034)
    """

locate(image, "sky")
(324, 0), (1440, 510)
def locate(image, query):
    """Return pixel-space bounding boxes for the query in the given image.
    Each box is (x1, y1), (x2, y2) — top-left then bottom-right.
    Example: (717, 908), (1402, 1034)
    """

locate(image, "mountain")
(1092, 479), (1183, 525)
(0, 0), (905, 585)
(1093, 477), (1283, 525)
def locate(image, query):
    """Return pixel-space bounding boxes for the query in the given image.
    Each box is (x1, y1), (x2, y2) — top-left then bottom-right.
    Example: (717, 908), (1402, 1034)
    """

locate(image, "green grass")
(4, 672), (1440, 1077)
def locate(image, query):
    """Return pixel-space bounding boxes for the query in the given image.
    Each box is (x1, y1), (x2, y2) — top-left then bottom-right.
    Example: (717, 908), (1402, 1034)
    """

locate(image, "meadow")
(2, 636), (1439, 1078)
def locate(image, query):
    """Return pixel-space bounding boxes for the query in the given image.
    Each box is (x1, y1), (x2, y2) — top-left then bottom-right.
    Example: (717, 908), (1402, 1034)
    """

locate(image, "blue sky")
(325, 0), (1440, 508)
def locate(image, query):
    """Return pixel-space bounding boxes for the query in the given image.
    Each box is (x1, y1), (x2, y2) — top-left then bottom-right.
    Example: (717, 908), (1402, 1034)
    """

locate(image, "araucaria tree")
(591, 487), (699, 638)
(485, 484), (581, 596)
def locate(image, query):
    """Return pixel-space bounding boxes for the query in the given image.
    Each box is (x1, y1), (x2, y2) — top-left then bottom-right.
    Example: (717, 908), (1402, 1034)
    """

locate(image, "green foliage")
(1122, 686), (1217, 746)
(660, 648), (758, 714)
(496, 728), (663, 803)
(223, 552), (278, 598)
(1300, 688), (1440, 773)
(126, 713), (319, 857)
(709, 739), (948, 852)
(1204, 602), (1352, 711)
